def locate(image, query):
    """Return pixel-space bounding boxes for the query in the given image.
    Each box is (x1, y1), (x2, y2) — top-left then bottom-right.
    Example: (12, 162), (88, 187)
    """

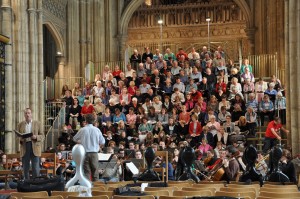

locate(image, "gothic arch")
(120, 0), (144, 36)
(43, 22), (65, 55)
(120, 0), (253, 36)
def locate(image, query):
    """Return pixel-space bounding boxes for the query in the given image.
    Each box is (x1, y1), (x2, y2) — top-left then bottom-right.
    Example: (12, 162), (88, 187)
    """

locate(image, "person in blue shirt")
(259, 95), (275, 125)
(113, 108), (126, 124)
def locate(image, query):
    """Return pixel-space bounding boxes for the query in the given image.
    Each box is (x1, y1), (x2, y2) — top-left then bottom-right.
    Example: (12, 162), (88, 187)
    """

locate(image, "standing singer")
(17, 108), (45, 179)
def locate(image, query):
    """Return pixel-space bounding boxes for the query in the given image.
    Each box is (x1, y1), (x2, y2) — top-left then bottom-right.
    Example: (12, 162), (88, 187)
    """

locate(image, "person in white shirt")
(73, 114), (105, 181)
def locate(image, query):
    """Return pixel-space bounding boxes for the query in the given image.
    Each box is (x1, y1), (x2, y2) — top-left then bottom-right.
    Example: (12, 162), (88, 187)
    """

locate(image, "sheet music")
(14, 130), (33, 138)
(125, 162), (139, 175)
(98, 153), (113, 162)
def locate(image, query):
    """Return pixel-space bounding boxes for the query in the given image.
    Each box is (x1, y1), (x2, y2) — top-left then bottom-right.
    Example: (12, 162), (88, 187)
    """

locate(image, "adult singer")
(17, 108), (44, 179)
(73, 113), (105, 181)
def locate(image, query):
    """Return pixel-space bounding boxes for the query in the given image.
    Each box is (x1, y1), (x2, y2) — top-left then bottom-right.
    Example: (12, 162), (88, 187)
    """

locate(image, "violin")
(3, 162), (21, 169)
(42, 162), (55, 169)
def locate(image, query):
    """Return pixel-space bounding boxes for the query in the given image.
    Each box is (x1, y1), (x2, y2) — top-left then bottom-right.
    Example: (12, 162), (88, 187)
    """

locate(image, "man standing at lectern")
(17, 108), (45, 179)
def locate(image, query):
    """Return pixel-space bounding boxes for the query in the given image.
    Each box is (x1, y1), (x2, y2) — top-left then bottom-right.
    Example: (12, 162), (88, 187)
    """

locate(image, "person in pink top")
(197, 138), (213, 160)
(126, 107), (137, 125)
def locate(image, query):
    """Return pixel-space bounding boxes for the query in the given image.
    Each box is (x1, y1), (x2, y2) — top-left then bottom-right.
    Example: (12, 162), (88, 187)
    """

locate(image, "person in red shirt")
(81, 100), (95, 118)
(263, 117), (289, 153)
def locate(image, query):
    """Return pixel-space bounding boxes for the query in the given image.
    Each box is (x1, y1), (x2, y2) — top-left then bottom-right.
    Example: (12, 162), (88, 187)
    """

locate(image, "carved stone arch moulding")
(43, 22), (65, 55)
(120, 0), (253, 36)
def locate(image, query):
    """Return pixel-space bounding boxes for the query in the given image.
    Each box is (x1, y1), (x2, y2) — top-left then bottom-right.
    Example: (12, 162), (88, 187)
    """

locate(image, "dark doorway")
(43, 25), (58, 79)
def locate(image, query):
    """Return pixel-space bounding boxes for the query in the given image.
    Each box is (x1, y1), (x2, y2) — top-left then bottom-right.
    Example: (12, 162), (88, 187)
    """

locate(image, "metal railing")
(44, 77), (85, 100)
(248, 53), (278, 80)
(44, 102), (65, 151)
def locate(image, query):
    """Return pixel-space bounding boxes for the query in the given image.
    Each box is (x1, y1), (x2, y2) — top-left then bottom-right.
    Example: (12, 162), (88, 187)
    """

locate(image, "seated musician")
(222, 145), (240, 182)
(280, 149), (297, 184)
(99, 147), (122, 183)
(204, 149), (222, 172)
(64, 152), (75, 181)
(255, 152), (268, 179)
(0, 154), (19, 189)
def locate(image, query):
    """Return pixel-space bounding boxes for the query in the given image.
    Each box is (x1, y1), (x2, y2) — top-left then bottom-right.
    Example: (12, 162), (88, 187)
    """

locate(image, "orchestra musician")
(99, 147), (122, 183)
(255, 152), (268, 179)
(204, 149), (222, 172)
(222, 145), (240, 182)
(280, 149), (297, 184)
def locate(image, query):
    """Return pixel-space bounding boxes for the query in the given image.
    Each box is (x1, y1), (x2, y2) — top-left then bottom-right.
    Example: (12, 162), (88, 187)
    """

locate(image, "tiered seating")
(10, 191), (49, 199)
(173, 190), (213, 197)
(51, 191), (78, 199)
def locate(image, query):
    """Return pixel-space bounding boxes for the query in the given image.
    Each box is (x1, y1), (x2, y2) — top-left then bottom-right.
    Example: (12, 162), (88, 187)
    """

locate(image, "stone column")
(79, 0), (87, 77)
(118, 35), (128, 63)
(37, 0), (44, 125)
(285, 0), (300, 154)
(28, 0), (38, 117)
(1, 0), (13, 153)
(245, 28), (256, 54)
(86, 0), (92, 62)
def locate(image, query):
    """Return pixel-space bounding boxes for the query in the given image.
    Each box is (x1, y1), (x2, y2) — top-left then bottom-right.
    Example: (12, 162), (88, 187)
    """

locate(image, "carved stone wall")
(127, 0), (248, 61)
(42, 0), (67, 54)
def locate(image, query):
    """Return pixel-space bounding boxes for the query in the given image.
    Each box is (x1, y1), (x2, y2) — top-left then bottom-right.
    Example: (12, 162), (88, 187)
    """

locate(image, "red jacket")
(81, 105), (94, 115)
(189, 121), (202, 135)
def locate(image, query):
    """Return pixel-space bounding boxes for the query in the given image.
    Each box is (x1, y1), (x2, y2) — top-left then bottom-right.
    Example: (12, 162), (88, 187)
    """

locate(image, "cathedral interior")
(0, 0), (299, 155)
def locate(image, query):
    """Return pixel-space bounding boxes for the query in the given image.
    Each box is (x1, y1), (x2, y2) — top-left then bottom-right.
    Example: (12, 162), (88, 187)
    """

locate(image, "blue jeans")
(22, 141), (40, 179)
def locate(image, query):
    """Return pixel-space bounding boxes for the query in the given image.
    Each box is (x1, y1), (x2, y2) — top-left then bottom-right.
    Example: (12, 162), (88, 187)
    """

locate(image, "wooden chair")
(264, 181), (295, 185)
(92, 186), (107, 191)
(182, 187), (216, 194)
(11, 191), (49, 199)
(144, 190), (170, 197)
(259, 191), (300, 198)
(67, 196), (109, 199)
(226, 183), (260, 195)
(257, 197), (300, 199)
(144, 186), (178, 196)
(173, 190), (213, 197)
(220, 187), (258, 197)
(197, 181), (227, 184)
(158, 197), (185, 199)
(260, 187), (299, 193)
(263, 184), (298, 189)
(215, 191), (255, 199)
(51, 191), (79, 199)
(93, 181), (106, 186)
(192, 183), (225, 191)
(41, 152), (57, 175)
(23, 196), (63, 199)
(92, 191), (114, 198)
(112, 196), (155, 199)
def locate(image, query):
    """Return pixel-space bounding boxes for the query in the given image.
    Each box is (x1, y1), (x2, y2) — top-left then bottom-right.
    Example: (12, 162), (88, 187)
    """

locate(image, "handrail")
(44, 102), (65, 151)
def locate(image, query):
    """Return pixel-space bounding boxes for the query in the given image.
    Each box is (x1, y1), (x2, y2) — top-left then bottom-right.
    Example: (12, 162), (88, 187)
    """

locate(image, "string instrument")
(209, 159), (225, 181)
(3, 162), (21, 169)
(42, 162), (55, 169)
(203, 157), (212, 166)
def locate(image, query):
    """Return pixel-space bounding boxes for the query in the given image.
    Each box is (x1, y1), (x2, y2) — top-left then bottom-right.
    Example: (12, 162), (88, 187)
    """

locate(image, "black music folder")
(14, 130), (33, 139)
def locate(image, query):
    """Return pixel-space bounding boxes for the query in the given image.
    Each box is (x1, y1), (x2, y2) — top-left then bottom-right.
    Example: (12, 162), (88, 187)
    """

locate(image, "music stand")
(125, 149), (135, 158)
(130, 158), (144, 169)
(98, 153), (113, 162)
(98, 153), (117, 171)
